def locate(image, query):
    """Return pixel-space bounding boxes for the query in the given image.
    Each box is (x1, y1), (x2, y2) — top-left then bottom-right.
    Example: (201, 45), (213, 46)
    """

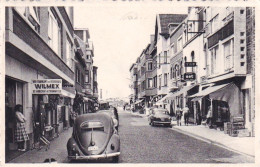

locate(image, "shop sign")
(32, 79), (62, 94)
(184, 73), (196, 81)
(185, 62), (197, 67)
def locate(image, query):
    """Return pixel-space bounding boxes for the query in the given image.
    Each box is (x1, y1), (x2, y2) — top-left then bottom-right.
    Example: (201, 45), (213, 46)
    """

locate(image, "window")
(164, 73), (168, 86)
(175, 65), (179, 78)
(81, 73), (84, 86)
(16, 7), (40, 32)
(148, 62), (153, 71)
(164, 51), (167, 64)
(210, 46), (219, 75)
(66, 37), (73, 69)
(224, 39), (234, 71)
(148, 78), (153, 88)
(211, 15), (219, 33)
(158, 54), (161, 68)
(177, 37), (183, 52)
(153, 76), (157, 88)
(76, 68), (80, 83)
(85, 70), (89, 83)
(48, 10), (61, 56)
(159, 75), (161, 89)
(171, 45), (174, 56)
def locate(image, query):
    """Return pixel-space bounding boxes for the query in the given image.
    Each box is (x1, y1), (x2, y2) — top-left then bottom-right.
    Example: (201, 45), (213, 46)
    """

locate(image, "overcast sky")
(74, 2), (187, 99)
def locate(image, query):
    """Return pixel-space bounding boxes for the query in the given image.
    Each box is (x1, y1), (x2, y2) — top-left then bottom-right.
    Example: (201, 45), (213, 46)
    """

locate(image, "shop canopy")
(155, 95), (168, 105)
(189, 83), (230, 100)
(189, 83), (242, 117)
(134, 99), (144, 105)
(166, 84), (197, 100)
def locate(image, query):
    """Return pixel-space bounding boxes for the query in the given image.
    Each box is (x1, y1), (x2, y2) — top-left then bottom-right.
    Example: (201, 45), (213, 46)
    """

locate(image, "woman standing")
(14, 104), (29, 151)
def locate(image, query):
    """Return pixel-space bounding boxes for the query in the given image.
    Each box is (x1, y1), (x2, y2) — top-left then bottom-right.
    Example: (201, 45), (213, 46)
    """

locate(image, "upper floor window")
(76, 68), (80, 83)
(177, 37), (183, 52)
(148, 62), (153, 71)
(224, 39), (234, 71)
(164, 51), (167, 64)
(48, 10), (61, 57)
(85, 70), (89, 83)
(147, 78), (153, 88)
(164, 73), (168, 86)
(210, 45), (219, 75)
(211, 15), (219, 33)
(66, 36), (73, 69)
(15, 7), (40, 32)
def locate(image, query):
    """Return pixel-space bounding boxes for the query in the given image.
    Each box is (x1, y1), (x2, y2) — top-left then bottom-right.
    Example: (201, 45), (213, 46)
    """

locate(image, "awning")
(61, 89), (76, 98)
(83, 97), (94, 102)
(134, 99), (144, 104)
(155, 96), (168, 105)
(189, 83), (229, 100)
(190, 83), (242, 117)
(166, 84), (196, 100)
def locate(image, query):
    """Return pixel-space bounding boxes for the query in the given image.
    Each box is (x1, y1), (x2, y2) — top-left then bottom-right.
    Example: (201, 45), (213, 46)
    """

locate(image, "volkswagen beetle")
(67, 113), (120, 162)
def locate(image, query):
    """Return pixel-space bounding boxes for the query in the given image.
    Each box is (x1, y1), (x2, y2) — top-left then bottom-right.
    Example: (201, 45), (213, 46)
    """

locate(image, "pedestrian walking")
(183, 104), (189, 126)
(176, 105), (182, 126)
(14, 104), (29, 151)
(206, 106), (213, 128)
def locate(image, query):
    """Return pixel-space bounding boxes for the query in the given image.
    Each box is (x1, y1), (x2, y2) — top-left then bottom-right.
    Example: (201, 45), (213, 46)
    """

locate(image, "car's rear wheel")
(112, 156), (119, 163)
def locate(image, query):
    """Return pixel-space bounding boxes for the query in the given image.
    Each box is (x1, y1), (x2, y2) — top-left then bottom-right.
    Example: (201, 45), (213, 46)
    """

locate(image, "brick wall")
(13, 11), (74, 80)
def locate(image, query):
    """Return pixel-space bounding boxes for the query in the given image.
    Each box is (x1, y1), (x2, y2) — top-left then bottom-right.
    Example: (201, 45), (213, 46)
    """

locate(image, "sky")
(74, 2), (187, 99)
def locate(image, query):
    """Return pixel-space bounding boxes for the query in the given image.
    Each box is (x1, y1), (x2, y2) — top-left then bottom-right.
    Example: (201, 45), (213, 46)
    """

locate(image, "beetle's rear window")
(80, 121), (104, 131)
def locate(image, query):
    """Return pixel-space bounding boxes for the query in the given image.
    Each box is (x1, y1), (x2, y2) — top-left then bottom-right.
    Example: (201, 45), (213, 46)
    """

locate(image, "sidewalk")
(130, 111), (255, 158)
(8, 127), (73, 163)
(172, 124), (255, 157)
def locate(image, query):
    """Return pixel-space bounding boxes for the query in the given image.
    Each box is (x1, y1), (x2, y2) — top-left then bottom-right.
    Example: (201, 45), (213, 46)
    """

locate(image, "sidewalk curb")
(171, 127), (255, 159)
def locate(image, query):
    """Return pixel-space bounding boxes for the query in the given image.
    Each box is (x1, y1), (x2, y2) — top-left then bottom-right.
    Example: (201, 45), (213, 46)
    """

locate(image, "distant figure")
(14, 104), (29, 151)
(206, 106), (213, 128)
(183, 104), (189, 126)
(176, 105), (183, 126)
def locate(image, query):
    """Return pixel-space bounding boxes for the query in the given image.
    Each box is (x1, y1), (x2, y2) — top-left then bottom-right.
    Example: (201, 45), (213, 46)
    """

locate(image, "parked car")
(148, 108), (172, 127)
(67, 113), (120, 162)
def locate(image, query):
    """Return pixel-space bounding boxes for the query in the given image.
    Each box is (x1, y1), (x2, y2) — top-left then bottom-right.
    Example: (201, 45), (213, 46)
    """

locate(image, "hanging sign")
(184, 73), (196, 81)
(185, 62), (197, 67)
(32, 79), (62, 94)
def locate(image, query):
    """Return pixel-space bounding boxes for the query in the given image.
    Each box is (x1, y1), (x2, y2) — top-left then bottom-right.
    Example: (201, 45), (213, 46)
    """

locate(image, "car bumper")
(153, 121), (171, 124)
(68, 152), (120, 160)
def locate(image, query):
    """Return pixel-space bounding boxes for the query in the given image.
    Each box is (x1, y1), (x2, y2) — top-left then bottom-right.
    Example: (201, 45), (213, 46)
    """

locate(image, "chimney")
(150, 34), (155, 43)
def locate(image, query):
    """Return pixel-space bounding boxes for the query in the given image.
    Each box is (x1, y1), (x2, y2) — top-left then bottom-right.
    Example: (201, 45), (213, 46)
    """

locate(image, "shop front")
(31, 79), (74, 147)
(189, 83), (243, 127)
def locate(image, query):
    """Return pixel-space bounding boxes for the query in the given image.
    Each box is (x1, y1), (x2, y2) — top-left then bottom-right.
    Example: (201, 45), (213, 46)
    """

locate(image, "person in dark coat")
(14, 104), (29, 151)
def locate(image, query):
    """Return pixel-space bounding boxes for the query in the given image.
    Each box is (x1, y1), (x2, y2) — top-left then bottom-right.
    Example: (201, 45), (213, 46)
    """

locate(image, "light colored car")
(67, 113), (120, 162)
(148, 108), (172, 127)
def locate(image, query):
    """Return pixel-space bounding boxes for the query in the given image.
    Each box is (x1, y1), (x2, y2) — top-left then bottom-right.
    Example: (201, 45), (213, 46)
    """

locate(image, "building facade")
(129, 7), (255, 136)
(5, 7), (75, 151)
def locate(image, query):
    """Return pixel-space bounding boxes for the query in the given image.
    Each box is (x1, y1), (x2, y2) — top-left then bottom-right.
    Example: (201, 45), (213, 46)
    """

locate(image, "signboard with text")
(184, 73), (196, 81)
(32, 79), (62, 94)
(185, 62), (197, 67)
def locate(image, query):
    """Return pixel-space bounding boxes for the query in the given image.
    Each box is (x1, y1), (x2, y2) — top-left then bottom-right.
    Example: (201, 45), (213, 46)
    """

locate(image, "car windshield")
(154, 109), (168, 115)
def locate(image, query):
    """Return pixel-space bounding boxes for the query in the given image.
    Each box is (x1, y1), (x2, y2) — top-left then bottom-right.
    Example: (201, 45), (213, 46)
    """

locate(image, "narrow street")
(9, 107), (254, 163)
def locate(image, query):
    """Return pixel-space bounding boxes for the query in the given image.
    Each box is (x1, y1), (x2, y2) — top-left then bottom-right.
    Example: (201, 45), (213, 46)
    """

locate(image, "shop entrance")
(5, 77), (24, 162)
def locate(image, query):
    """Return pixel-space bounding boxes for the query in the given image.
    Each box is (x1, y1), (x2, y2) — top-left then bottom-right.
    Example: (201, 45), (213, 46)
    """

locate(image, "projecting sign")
(185, 62), (197, 67)
(184, 73), (196, 81)
(32, 79), (62, 94)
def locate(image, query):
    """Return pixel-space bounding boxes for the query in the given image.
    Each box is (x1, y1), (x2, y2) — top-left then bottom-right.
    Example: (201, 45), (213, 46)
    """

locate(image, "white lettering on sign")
(32, 79), (62, 94)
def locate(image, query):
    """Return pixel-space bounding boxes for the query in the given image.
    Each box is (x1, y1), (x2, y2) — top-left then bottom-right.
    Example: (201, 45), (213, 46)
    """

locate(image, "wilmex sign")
(32, 79), (62, 94)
